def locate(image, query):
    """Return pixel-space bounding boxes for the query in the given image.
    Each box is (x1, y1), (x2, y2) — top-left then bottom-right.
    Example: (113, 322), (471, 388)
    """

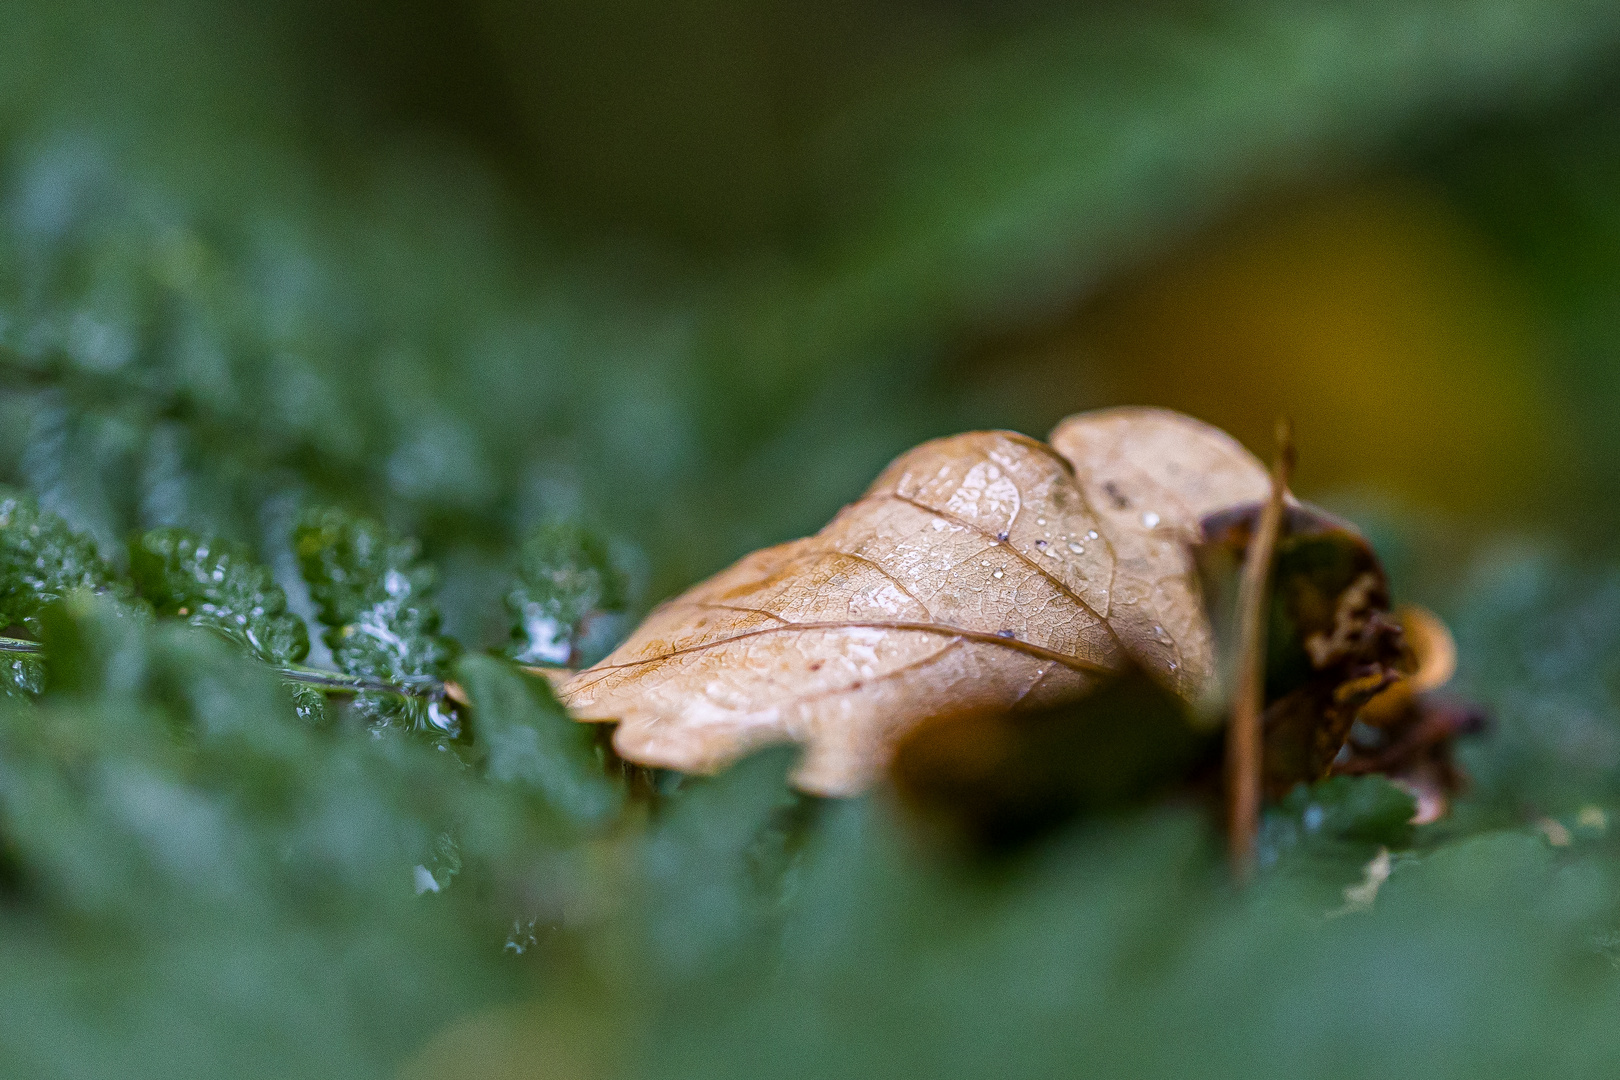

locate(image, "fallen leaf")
(562, 409), (1279, 795)
(1337, 606), (1481, 820)
(1358, 604), (1457, 726)
(1047, 406), (1273, 702)
(1200, 501), (1408, 794)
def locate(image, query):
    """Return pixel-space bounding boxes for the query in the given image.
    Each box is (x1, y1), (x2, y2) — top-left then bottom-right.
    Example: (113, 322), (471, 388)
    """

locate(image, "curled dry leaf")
(1199, 500), (1408, 796)
(1338, 606), (1480, 824)
(562, 408), (1283, 795)
(1358, 605), (1457, 725)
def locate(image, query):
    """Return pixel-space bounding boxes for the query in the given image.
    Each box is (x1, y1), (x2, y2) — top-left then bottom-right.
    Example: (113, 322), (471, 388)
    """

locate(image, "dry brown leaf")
(1048, 407), (1272, 704)
(1200, 498), (1408, 794)
(1358, 604), (1457, 726)
(561, 408), (1274, 795)
(1338, 604), (1478, 822)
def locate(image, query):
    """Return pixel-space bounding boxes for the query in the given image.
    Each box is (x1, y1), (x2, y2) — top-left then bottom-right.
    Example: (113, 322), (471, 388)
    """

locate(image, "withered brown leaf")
(561, 408), (1273, 795)
(1048, 406), (1272, 702)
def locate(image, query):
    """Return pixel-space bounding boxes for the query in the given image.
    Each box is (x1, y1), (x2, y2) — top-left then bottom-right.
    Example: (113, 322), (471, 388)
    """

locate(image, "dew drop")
(1087, 530), (1098, 540)
(992, 569), (1004, 579)
(1142, 511), (1160, 528)
(1068, 542), (1084, 554)
(1036, 518), (1046, 526)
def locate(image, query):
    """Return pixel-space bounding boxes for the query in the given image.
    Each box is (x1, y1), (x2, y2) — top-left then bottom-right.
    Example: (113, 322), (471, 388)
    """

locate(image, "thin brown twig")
(1227, 418), (1295, 880)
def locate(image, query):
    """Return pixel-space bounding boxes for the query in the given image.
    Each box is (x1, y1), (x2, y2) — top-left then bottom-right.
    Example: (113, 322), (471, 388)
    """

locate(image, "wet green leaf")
(631, 746), (802, 979)
(455, 653), (623, 830)
(0, 487), (127, 634)
(0, 593), (545, 1078)
(1259, 774), (1417, 869)
(505, 522), (626, 668)
(294, 507), (455, 738)
(128, 527), (309, 665)
(0, 652), (44, 699)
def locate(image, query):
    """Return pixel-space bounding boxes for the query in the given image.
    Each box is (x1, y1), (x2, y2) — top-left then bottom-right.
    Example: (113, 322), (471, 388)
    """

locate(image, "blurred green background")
(11, 0), (1620, 614)
(10, 2), (1620, 1077)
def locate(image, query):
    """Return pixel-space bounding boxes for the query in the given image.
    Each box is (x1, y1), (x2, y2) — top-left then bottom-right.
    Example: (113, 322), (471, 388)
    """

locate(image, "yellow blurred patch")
(398, 999), (613, 1080)
(1005, 183), (1557, 513)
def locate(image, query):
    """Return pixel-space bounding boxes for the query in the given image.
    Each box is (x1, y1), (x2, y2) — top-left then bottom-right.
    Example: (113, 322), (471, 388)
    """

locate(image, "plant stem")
(276, 665), (444, 698)
(1227, 419), (1294, 880)
(0, 634), (447, 701)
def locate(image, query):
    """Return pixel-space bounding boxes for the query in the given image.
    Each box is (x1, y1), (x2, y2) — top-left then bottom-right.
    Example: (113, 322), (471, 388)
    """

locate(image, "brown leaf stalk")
(1227, 419), (1294, 879)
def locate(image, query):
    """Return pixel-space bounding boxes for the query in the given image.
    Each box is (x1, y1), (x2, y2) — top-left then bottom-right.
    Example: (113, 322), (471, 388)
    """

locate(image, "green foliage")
(631, 817), (1620, 1080)
(128, 527), (308, 665)
(0, 594), (547, 1079)
(0, 487), (125, 632)
(295, 507), (455, 737)
(0, 652), (44, 698)
(455, 653), (622, 830)
(505, 522), (626, 667)
(3, 0), (1620, 1077)
(2, 517), (1620, 1080)
(1264, 775), (1418, 854)
(1442, 555), (1620, 822)
(628, 748), (805, 980)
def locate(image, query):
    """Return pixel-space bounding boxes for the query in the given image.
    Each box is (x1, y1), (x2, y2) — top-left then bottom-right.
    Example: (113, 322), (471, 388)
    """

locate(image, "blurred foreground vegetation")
(6, 1), (1620, 1076)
